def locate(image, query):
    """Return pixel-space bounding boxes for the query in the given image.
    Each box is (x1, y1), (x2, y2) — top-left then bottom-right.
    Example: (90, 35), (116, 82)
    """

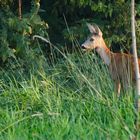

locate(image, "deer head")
(81, 23), (104, 50)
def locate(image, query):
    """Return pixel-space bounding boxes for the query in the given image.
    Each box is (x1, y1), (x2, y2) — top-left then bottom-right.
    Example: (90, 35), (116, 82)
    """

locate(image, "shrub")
(0, 0), (48, 64)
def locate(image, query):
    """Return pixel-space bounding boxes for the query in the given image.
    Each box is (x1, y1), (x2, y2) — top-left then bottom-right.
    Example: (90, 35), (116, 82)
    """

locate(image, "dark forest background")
(0, 0), (140, 66)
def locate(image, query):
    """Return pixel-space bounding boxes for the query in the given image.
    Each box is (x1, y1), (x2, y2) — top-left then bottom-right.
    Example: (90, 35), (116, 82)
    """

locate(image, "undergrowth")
(0, 49), (139, 140)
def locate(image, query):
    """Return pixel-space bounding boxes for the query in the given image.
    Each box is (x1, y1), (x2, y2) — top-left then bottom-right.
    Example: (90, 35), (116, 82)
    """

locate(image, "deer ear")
(87, 23), (97, 34)
(87, 23), (103, 36)
(95, 26), (103, 37)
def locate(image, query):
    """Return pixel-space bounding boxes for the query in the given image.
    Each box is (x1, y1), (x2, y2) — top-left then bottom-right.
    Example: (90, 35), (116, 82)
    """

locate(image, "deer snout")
(81, 45), (86, 49)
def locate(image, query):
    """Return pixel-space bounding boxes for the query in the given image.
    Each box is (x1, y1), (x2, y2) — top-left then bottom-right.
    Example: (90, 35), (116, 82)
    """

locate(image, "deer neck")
(95, 43), (111, 66)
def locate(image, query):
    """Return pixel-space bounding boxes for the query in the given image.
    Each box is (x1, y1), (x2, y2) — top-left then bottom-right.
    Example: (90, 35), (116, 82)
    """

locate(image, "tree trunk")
(131, 0), (140, 138)
(18, 0), (22, 19)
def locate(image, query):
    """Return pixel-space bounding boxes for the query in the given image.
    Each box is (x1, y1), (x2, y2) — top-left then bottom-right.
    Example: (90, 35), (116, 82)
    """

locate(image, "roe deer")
(81, 23), (140, 96)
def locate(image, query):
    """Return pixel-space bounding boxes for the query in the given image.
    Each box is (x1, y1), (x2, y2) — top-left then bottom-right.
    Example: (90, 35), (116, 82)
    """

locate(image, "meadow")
(0, 0), (140, 139)
(0, 49), (138, 140)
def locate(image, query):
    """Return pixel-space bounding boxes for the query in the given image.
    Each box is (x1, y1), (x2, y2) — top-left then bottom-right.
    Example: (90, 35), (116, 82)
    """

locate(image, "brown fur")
(97, 43), (140, 94)
(109, 52), (140, 94)
(81, 23), (140, 95)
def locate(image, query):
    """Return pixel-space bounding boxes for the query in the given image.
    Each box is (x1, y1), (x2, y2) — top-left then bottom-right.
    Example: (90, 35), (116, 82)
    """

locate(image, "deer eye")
(90, 38), (94, 42)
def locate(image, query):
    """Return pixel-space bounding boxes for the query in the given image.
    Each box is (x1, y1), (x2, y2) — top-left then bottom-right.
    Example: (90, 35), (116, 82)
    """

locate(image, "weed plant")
(0, 46), (139, 140)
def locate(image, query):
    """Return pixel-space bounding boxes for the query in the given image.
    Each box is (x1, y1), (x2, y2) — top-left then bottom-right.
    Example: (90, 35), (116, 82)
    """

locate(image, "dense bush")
(0, 0), (48, 64)
(39, 0), (140, 53)
(0, 0), (140, 65)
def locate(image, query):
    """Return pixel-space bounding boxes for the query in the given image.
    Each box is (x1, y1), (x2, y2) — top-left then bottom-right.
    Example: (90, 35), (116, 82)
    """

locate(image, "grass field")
(0, 51), (139, 140)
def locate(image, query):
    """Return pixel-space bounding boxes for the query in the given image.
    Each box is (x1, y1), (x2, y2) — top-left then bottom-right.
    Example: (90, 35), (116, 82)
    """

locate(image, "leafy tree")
(40, 0), (140, 53)
(0, 0), (140, 65)
(0, 0), (48, 64)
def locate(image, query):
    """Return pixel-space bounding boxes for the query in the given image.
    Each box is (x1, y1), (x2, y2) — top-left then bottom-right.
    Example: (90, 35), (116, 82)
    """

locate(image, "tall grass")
(0, 47), (139, 140)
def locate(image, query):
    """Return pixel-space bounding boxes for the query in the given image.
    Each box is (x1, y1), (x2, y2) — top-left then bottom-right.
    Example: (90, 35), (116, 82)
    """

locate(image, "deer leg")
(115, 82), (121, 97)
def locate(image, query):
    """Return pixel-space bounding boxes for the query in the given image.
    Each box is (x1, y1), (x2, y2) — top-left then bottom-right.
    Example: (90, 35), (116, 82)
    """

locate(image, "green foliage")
(0, 1), (139, 139)
(0, 52), (138, 139)
(1, 0), (140, 65)
(62, 1), (132, 48)
(41, 0), (140, 53)
(0, 1), (140, 138)
(1, 0), (140, 66)
(0, 0), (48, 63)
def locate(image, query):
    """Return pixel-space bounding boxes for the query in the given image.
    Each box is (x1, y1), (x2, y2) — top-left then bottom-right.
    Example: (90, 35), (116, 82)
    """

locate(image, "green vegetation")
(0, 52), (138, 139)
(0, 0), (140, 139)
(0, 0), (140, 63)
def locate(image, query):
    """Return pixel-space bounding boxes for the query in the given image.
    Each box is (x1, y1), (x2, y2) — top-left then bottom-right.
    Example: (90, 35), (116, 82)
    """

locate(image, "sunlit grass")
(0, 49), (139, 139)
